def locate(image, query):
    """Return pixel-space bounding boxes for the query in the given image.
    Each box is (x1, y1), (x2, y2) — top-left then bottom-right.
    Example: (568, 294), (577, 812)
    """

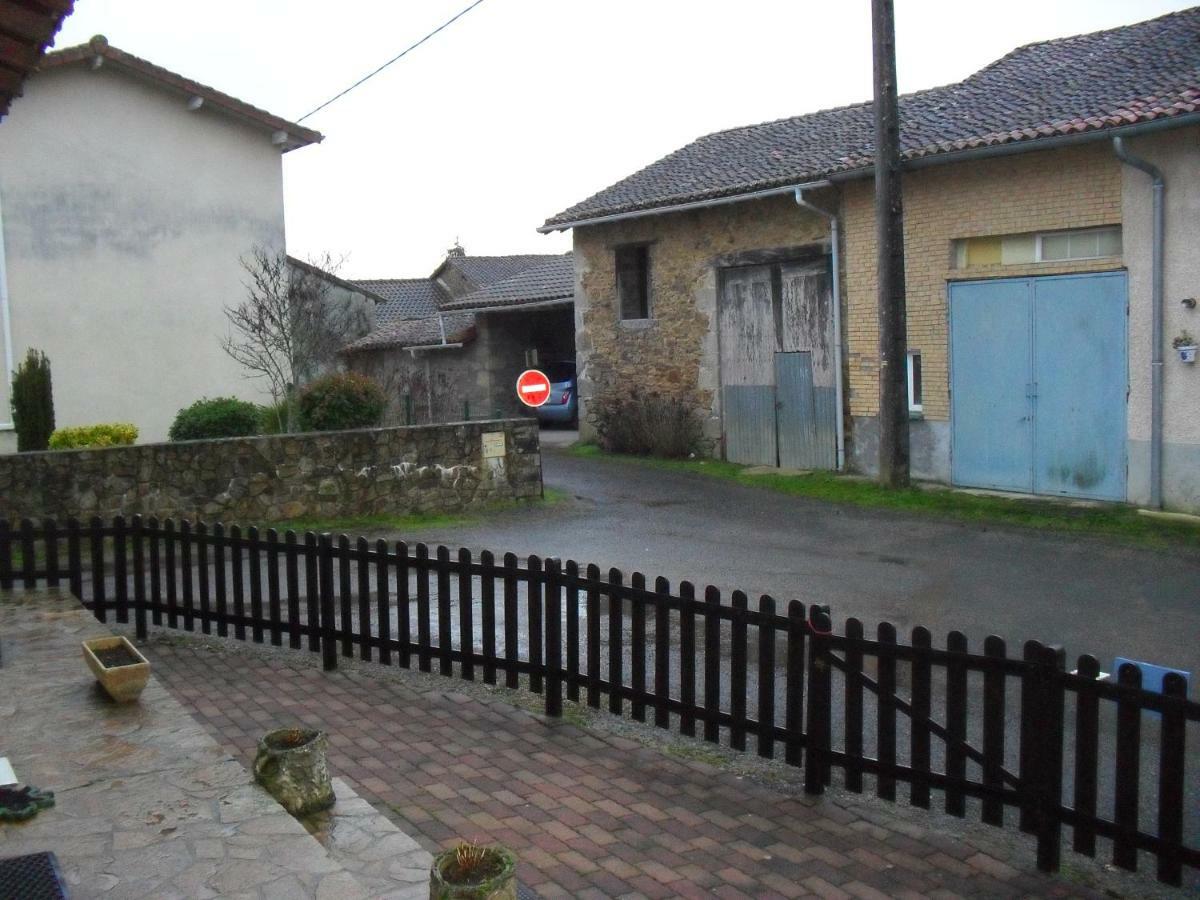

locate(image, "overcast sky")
(55, 0), (1187, 279)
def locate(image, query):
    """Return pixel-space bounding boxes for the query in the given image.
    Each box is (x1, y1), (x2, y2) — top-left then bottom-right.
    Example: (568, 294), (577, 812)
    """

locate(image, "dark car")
(535, 361), (577, 426)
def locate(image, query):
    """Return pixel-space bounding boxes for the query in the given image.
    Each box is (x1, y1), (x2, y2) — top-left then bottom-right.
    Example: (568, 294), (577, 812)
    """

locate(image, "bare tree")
(222, 247), (370, 432)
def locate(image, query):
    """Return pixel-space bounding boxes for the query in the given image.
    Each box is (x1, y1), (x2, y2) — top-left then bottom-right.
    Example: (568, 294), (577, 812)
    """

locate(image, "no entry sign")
(516, 369), (552, 408)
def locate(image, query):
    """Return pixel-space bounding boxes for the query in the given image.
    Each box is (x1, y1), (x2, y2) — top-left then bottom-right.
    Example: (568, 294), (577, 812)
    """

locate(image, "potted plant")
(429, 842), (517, 900)
(253, 727), (335, 816)
(1173, 330), (1197, 364)
(81, 636), (150, 703)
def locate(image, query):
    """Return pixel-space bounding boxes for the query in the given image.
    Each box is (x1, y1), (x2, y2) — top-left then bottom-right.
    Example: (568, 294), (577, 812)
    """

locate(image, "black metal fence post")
(318, 533), (337, 671)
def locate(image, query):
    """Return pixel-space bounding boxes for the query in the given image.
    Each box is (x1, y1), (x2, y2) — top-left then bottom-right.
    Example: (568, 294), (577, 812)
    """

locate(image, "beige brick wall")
(841, 142), (1124, 420)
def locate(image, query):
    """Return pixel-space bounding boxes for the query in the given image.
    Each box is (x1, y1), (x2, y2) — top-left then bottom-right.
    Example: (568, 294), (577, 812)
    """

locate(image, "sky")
(54, 0), (1190, 280)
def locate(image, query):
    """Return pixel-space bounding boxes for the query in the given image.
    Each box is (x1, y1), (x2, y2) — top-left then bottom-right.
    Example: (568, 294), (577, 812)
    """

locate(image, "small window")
(953, 226), (1121, 268)
(616, 244), (650, 320)
(907, 351), (923, 414)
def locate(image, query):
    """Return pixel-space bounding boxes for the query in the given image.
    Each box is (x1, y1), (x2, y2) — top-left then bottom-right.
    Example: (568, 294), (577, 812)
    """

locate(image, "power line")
(297, 0), (487, 123)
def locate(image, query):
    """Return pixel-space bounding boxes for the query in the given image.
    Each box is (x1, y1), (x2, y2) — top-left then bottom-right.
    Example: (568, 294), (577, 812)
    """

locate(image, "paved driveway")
(397, 449), (1200, 680)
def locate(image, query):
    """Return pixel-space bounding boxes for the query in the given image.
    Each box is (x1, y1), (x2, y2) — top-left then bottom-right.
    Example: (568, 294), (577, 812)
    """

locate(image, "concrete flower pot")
(81, 636), (150, 703)
(1177, 344), (1197, 364)
(429, 845), (517, 900)
(253, 728), (335, 816)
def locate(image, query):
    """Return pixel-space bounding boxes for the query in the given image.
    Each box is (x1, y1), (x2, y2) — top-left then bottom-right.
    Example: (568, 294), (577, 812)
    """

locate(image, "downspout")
(0, 185), (14, 431)
(1113, 136), (1164, 509)
(794, 187), (846, 470)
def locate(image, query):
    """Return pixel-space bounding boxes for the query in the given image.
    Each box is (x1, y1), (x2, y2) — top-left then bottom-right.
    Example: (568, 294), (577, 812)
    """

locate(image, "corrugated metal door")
(950, 279), (1034, 492)
(1032, 272), (1127, 500)
(720, 265), (777, 466)
(778, 262), (836, 469)
(950, 272), (1127, 501)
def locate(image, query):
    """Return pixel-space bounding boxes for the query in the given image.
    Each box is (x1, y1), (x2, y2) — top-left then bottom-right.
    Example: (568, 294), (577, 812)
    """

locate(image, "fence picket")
(564, 560), (579, 701)
(730, 591), (748, 752)
(703, 585), (721, 743)
(844, 617), (865, 792)
(585, 563), (601, 708)
(417, 544), (432, 673)
(18, 519), (35, 590)
(757, 595), (776, 759)
(655, 577), (671, 730)
(336, 534), (352, 656)
(544, 558), (562, 717)
(805, 606), (832, 795)
(608, 568), (623, 715)
(113, 515), (128, 623)
(0, 520), (12, 590)
(1036, 644), (1066, 873)
(286, 532), (301, 650)
(265, 529), (282, 647)
(1112, 662), (1142, 872)
(680, 581), (697, 737)
(132, 516), (147, 640)
(527, 555), (543, 693)
(396, 541), (412, 668)
(910, 626), (932, 809)
(318, 533), (337, 671)
(1018, 639), (1041, 833)
(376, 539), (391, 665)
(305, 533), (320, 653)
(502, 552), (518, 688)
(875, 622), (897, 801)
(45, 518), (60, 588)
(147, 518), (161, 626)
(945, 630), (968, 817)
(68, 518), (83, 600)
(982, 635), (1007, 825)
(630, 572), (647, 722)
(458, 548), (474, 681)
(437, 546), (453, 676)
(1157, 672), (1187, 886)
(164, 519), (177, 628)
(481, 550), (497, 684)
(195, 521), (210, 633)
(230, 525), (246, 640)
(357, 537), (372, 661)
(91, 516), (107, 622)
(784, 600), (806, 767)
(247, 526), (262, 641)
(212, 523), (228, 638)
(1072, 654), (1100, 856)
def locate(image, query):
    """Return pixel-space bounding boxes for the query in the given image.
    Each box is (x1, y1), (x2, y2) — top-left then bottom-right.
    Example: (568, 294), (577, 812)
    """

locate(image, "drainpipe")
(1113, 137), (1164, 509)
(0, 186), (14, 432)
(794, 187), (846, 470)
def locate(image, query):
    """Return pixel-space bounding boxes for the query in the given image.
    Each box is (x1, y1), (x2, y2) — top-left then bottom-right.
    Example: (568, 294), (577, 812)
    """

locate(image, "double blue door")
(949, 272), (1127, 501)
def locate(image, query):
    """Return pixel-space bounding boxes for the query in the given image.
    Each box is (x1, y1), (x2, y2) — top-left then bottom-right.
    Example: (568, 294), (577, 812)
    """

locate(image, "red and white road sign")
(516, 369), (552, 408)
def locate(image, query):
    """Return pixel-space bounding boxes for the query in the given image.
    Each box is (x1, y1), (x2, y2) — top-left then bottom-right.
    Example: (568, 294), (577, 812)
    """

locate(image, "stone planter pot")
(429, 845), (517, 900)
(81, 636), (150, 703)
(253, 728), (335, 816)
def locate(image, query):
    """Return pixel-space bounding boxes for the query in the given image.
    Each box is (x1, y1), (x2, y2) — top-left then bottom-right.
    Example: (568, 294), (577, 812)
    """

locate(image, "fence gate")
(950, 272), (1127, 500)
(719, 258), (836, 468)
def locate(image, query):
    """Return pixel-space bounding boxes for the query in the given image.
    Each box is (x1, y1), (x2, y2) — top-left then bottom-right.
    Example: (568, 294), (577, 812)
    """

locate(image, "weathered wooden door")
(719, 259), (836, 468)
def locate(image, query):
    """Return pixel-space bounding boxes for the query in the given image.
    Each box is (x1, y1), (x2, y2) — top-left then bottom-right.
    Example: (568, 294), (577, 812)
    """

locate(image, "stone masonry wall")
(573, 193), (829, 444)
(0, 420), (541, 524)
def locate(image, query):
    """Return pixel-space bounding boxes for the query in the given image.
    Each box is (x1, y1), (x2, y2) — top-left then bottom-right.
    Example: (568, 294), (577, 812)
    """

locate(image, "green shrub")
(168, 396), (261, 441)
(298, 372), (385, 432)
(48, 423), (138, 450)
(591, 394), (705, 458)
(10, 349), (54, 451)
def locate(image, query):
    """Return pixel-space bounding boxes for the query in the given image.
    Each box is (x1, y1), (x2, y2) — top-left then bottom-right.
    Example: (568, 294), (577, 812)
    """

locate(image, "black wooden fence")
(0, 516), (1196, 887)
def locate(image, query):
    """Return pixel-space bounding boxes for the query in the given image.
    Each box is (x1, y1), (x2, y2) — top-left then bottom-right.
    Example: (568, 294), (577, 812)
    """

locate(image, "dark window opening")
(616, 244), (650, 320)
(907, 351), (923, 413)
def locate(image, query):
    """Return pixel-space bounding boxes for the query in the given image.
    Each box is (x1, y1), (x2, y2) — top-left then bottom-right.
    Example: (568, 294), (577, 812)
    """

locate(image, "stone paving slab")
(139, 629), (1130, 899)
(0, 592), (403, 899)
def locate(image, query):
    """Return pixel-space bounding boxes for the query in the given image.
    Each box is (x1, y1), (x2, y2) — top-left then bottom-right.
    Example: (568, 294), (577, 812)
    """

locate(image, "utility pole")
(872, 0), (910, 487)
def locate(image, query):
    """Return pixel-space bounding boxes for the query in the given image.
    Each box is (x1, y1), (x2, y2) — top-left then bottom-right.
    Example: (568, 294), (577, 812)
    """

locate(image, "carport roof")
(440, 253), (573, 312)
(341, 311), (476, 354)
(542, 6), (1200, 230)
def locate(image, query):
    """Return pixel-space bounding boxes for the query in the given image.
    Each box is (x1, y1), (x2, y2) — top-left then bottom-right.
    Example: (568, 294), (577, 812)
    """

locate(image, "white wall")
(0, 63), (291, 447)
(1122, 125), (1200, 512)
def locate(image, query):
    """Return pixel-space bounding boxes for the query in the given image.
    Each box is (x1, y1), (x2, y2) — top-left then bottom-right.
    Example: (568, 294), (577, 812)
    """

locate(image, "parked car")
(536, 361), (577, 426)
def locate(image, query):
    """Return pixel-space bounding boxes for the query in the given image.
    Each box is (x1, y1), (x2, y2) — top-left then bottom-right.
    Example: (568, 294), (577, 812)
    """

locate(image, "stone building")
(542, 7), (1200, 512)
(342, 248), (574, 425)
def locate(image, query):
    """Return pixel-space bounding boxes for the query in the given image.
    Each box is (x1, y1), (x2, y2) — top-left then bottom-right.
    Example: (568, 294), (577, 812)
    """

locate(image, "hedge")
(48, 423), (138, 450)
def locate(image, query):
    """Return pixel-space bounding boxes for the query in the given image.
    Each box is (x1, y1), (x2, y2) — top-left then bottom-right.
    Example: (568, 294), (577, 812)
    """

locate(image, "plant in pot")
(1173, 330), (1197, 364)
(429, 841), (517, 900)
(81, 636), (150, 703)
(253, 727), (335, 816)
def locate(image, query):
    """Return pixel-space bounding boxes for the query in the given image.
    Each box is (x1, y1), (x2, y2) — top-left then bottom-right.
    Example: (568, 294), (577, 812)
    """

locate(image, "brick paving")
(144, 635), (1106, 899)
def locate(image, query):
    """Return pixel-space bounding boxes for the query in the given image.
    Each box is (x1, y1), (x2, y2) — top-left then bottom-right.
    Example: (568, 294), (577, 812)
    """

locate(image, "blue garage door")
(950, 272), (1127, 501)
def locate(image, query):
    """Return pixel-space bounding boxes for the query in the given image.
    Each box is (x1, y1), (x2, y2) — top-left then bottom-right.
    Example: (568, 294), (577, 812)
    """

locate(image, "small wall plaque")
(482, 432), (506, 459)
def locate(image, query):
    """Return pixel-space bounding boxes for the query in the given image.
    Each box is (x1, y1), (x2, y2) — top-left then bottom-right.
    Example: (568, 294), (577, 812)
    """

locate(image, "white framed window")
(953, 226), (1121, 269)
(907, 351), (923, 415)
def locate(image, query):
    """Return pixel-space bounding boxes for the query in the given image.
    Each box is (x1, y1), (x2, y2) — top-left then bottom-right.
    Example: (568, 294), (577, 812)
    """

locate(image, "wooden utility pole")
(872, 0), (910, 487)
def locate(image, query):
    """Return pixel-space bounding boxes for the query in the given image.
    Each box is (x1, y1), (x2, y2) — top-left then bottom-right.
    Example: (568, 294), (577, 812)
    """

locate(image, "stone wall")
(572, 194), (829, 444)
(0, 419), (541, 524)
